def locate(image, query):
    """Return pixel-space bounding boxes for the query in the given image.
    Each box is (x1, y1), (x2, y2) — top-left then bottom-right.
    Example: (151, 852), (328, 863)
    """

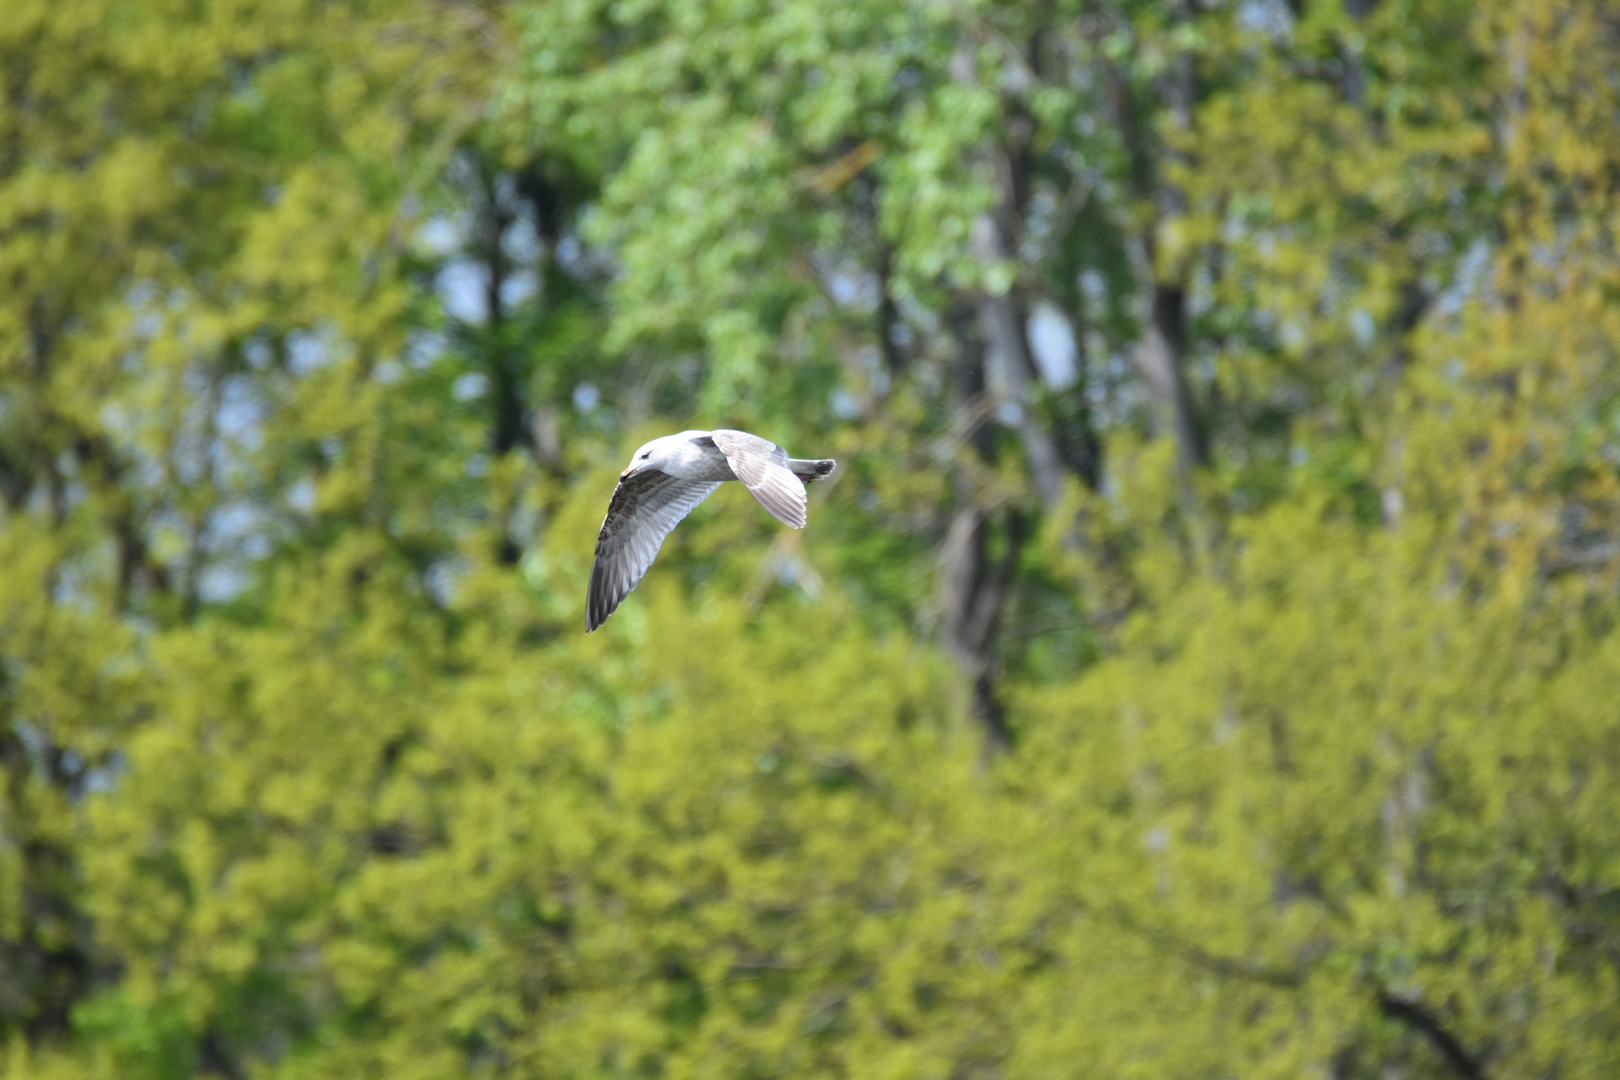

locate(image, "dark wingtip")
(585, 568), (605, 632)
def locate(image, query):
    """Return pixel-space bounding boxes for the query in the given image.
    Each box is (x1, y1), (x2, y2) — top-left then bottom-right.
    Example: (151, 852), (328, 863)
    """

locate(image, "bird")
(586, 429), (836, 632)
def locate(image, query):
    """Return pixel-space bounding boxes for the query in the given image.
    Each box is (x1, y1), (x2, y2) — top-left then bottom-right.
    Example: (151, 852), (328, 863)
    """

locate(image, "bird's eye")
(640, 452), (650, 459)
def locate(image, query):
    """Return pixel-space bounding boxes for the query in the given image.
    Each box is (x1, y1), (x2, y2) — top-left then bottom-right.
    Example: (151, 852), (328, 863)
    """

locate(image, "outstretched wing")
(710, 429), (808, 529)
(587, 471), (721, 631)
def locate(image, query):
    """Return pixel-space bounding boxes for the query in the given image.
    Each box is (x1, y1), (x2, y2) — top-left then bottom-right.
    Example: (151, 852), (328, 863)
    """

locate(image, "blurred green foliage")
(5, 0), (1620, 1076)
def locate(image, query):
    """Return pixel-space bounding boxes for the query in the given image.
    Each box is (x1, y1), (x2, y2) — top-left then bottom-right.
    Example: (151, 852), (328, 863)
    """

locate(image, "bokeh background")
(6, 0), (1620, 1075)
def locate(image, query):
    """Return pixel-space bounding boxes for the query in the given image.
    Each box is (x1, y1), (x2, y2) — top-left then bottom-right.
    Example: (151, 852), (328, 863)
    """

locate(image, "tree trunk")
(1106, 4), (1209, 479)
(936, 305), (1019, 753)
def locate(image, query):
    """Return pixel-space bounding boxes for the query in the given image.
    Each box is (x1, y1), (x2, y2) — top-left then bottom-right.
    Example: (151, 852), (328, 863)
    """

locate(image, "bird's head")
(620, 436), (667, 480)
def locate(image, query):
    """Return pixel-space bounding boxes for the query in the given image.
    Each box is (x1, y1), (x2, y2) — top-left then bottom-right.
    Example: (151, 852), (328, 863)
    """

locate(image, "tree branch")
(1377, 991), (1488, 1080)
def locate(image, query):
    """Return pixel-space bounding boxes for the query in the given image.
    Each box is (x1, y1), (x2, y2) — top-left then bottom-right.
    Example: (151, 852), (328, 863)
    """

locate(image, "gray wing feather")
(587, 471), (720, 631)
(710, 429), (808, 529)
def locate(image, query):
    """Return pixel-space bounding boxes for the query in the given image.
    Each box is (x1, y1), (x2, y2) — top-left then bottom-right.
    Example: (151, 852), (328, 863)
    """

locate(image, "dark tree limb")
(1101, 6), (1209, 480)
(1377, 991), (1489, 1080)
(938, 503), (1020, 754)
(480, 161), (525, 464)
(936, 305), (1019, 754)
(199, 1027), (246, 1080)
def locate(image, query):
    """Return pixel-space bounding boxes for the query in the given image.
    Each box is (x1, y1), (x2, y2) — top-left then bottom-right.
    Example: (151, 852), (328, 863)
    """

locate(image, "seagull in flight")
(586, 429), (836, 631)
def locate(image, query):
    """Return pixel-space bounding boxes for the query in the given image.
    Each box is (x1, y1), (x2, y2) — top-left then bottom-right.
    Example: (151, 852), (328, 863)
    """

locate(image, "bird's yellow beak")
(620, 463), (639, 481)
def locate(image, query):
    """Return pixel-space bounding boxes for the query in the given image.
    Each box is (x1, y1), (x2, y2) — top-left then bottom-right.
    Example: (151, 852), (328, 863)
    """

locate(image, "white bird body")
(626, 430), (741, 483)
(586, 429), (836, 631)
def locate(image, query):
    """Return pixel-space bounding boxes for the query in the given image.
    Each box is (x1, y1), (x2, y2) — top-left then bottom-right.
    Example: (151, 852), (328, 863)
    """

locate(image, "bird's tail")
(789, 458), (836, 482)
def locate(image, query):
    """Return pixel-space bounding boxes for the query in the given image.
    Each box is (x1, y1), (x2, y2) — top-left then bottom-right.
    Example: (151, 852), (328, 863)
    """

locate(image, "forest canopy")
(4, 0), (1620, 1076)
